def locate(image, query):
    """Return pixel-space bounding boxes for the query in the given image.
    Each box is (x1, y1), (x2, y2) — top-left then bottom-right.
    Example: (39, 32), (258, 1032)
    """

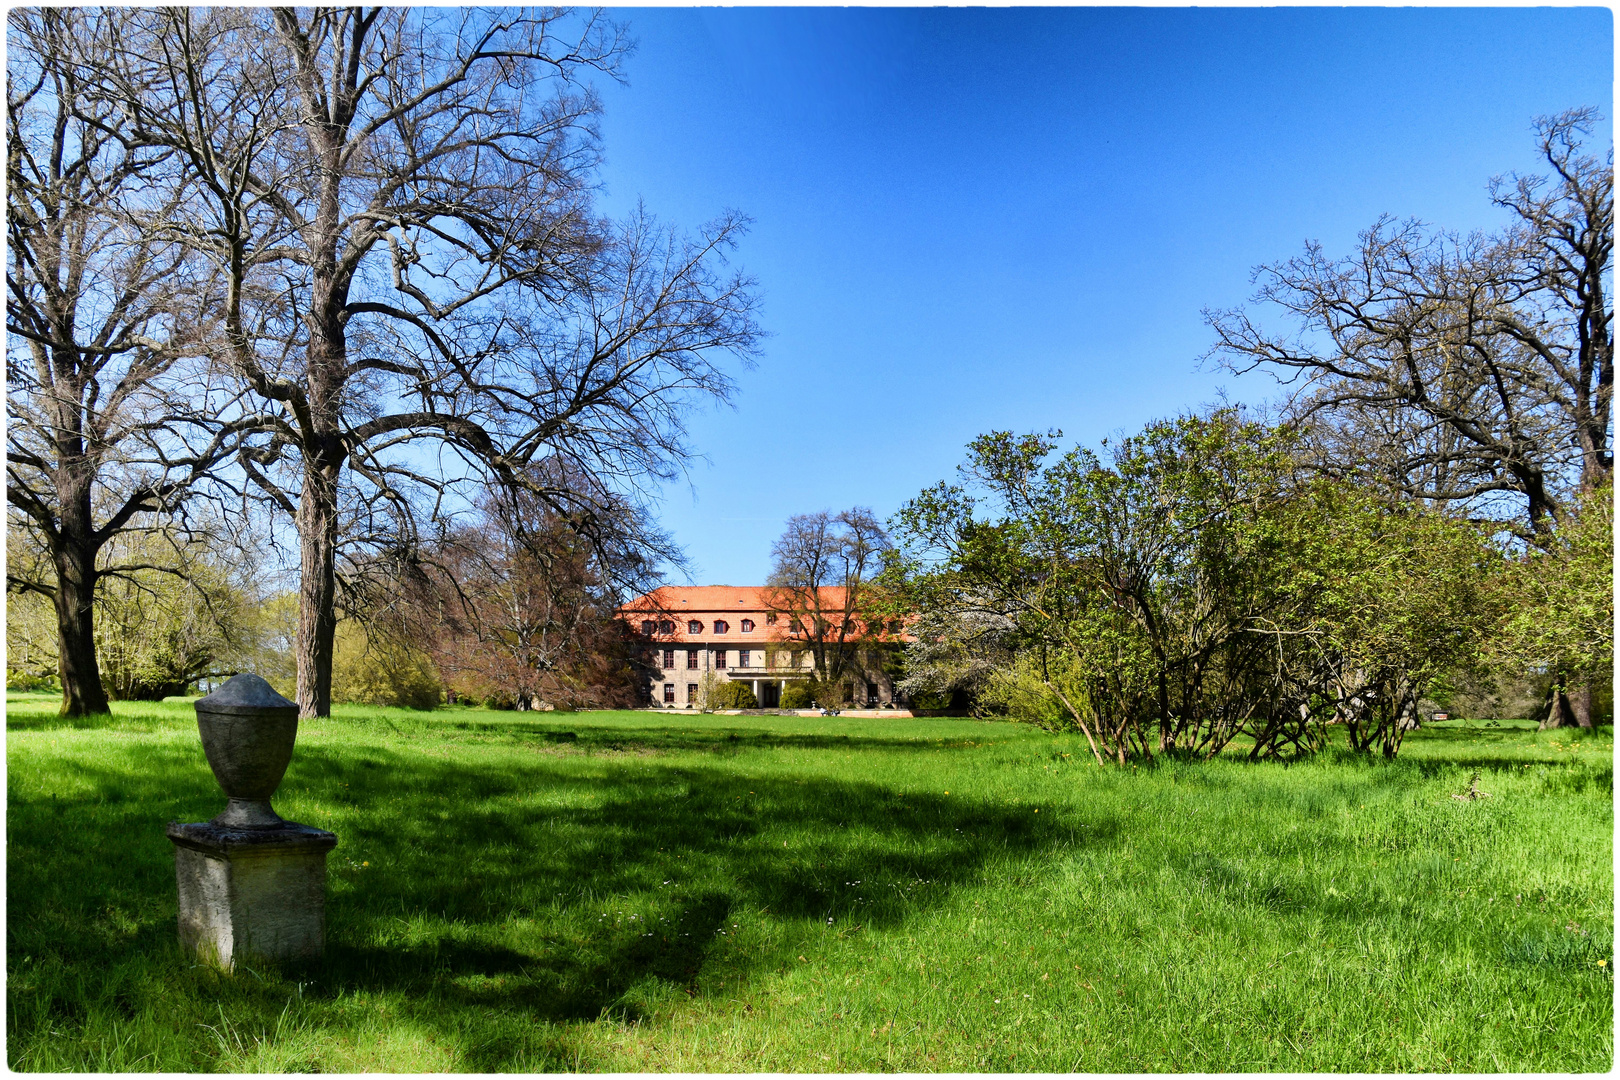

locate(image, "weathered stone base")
(167, 821), (338, 970)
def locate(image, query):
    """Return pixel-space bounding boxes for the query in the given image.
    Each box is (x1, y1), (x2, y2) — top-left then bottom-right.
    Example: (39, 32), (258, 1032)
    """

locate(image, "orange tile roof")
(619, 585), (910, 643)
(620, 585), (860, 613)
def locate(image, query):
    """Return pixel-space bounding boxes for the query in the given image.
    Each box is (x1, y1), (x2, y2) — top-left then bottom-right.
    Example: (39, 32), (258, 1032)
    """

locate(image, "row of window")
(642, 616), (768, 636)
(640, 615), (901, 637)
(661, 648), (781, 670)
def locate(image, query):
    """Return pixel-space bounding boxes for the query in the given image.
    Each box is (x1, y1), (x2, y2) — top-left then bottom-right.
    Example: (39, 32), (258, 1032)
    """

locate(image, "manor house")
(619, 585), (906, 708)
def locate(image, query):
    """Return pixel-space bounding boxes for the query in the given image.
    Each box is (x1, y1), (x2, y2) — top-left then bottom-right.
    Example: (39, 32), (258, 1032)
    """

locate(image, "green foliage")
(238, 592), (299, 701)
(779, 682), (815, 709)
(1496, 482), (1614, 689)
(892, 410), (1504, 763)
(1289, 484), (1504, 755)
(93, 533), (258, 701)
(330, 621), (443, 710)
(976, 651), (1082, 730)
(5, 525), (59, 689)
(703, 680), (759, 710)
(5, 697), (1611, 1072)
(5, 669), (58, 693)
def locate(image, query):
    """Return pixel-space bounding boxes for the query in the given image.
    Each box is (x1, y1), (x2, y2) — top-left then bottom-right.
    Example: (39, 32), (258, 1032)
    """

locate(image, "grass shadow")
(9, 738), (1093, 1069)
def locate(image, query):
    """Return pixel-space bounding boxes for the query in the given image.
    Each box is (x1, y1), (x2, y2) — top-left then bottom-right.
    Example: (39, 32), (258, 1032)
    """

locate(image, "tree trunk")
(1570, 684), (1594, 729)
(296, 460), (340, 719)
(51, 535), (110, 718)
(1541, 684), (1581, 729)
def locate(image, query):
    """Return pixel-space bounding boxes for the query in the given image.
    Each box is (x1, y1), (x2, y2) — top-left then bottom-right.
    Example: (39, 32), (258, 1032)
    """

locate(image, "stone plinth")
(168, 820), (337, 970)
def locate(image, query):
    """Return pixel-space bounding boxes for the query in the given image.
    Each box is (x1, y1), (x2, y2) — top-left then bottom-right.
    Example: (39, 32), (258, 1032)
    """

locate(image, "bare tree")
(413, 471), (659, 711)
(94, 8), (760, 716)
(6, 9), (255, 716)
(764, 507), (893, 696)
(1206, 108), (1612, 538)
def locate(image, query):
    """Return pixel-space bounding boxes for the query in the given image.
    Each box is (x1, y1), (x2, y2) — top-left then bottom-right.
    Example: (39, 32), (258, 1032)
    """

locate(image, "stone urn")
(194, 673), (299, 828)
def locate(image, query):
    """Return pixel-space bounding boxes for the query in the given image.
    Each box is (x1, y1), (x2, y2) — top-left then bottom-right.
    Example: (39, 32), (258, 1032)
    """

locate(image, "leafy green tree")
(1495, 482), (1614, 727)
(892, 411), (1308, 764)
(1286, 484), (1502, 756)
(892, 411), (1503, 763)
(330, 620), (443, 711)
(91, 532), (257, 700)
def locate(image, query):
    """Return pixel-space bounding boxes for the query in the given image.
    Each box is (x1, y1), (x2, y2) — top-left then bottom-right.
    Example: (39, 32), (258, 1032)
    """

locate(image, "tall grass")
(7, 693), (1611, 1071)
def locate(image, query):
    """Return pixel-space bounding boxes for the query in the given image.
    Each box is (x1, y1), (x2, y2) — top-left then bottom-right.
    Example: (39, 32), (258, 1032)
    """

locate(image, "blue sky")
(584, 6), (1613, 586)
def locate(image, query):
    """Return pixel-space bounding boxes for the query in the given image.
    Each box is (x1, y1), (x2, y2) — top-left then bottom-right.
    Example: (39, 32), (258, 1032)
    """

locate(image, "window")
(715, 649), (727, 669)
(658, 620), (674, 634)
(687, 649), (699, 669)
(641, 620), (655, 636)
(686, 682), (698, 703)
(765, 612), (778, 625)
(789, 619), (802, 637)
(739, 649), (751, 668)
(713, 619), (729, 634)
(740, 618), (754, 633)
(688, 620), (703, 634)
(663, 683), (674, 703)
(662, 649), (675, 668)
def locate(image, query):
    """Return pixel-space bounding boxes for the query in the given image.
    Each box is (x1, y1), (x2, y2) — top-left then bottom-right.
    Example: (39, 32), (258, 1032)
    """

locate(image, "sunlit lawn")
(7, 693), (1612, 1071)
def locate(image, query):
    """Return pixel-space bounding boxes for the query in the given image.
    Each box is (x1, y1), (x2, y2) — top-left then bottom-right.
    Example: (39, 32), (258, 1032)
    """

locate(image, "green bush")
(706, 680), (759, 710)
(331, 621), (443, 710)
(6, 669), (58, 693)
(779, 682), (814, 709)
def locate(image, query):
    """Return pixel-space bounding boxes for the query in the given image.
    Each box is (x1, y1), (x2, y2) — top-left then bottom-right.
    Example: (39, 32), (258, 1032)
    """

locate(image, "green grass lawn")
(7, 694), (1612, 1071)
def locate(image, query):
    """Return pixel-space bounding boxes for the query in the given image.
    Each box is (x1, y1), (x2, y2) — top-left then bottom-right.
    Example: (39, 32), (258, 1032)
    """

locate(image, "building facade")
(619, 585), (903, 708)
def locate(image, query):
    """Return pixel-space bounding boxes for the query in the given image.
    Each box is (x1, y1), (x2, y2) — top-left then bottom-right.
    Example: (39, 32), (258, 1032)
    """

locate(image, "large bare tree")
(6, 8), (254, 717)
(764, 507), (892, 694)
(93, 8), (760, 716)
(1206, 108), (1612, 538)
(405, 467), (662, 711)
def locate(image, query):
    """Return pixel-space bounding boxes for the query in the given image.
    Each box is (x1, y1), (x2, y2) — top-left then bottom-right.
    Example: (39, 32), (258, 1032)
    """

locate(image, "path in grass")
(7, 695), (1612, 1071)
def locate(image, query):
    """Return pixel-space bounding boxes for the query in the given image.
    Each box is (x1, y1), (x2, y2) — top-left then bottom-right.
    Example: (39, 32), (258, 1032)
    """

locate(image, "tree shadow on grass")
(400, 717), (1004, 755)
(9, 739), (1108, 1070)
(5, 709), (124, 732)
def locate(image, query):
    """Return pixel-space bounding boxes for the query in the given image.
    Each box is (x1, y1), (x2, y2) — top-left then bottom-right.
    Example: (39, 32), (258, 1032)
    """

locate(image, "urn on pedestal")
(166, 674), (338, 970)
(195, 673), (299, 827)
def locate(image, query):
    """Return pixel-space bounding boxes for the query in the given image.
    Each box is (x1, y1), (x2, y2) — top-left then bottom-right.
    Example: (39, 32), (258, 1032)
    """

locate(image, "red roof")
(618, 585), (909, 643)
(620, 585), (855, 613)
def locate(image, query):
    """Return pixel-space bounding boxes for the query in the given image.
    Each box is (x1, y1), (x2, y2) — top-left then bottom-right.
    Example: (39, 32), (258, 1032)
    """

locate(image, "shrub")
(6, 669), (57, 693)
(780, 682), (814, 709)
(331, 620), (443, 710)
(706, 680), (758, 709)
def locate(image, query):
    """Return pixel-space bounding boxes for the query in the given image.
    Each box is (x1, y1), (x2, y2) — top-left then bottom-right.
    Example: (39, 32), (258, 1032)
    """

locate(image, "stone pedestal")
(168, 820), (337, 970)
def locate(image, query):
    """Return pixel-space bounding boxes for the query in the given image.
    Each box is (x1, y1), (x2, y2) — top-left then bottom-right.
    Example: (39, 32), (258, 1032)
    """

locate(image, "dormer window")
(789, 619), (802, 637)
(740, 619), (754, 633)
(657, 620), (674, 634)
(641, 620), (655, 635)
(714, 619), (730, 634)
(765, 612), (778, 625)
(688, 620), (703, 634)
